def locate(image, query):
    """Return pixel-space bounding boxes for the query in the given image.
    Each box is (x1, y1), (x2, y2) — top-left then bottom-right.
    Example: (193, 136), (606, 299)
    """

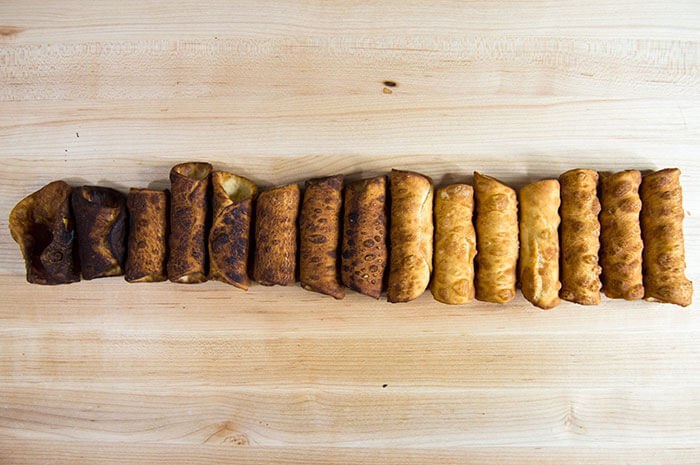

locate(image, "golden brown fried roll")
(300, 175), (345, 299)
(430, 184), (477, 305)
(473, 172), (519, 304)
(125, 188), (169, 283)
(640, 168), (693, 306)
(71, 186), (128, 280)
(599, 170), (644, 300)
(559, 169), (602, 305)
(253, 183), (300, 286)
(518, 180), (561, 309)
(387, 169), (434, 303)
(341, 176), (388, 299)
(208, 171), (257, 290)
(167, 162), (212, 284)
(9, 181), (80, 285)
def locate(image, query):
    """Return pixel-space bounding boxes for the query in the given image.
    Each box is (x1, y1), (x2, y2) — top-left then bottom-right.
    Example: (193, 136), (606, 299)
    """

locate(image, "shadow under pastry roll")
(167, 162), (212, 284)
(387, 169), (434, 303)
(341, 176), (388, 299)
(125, 188), (169, 283)
(300, 174), (345, 299)
(71, 186), (127, 280)
(473, 172), (519, 304)
(640, 168), (693, 306)
(208, 171), (258, 290)
(9, 180), (80, 285)
(599, 170), (644, 300)
(430, 183), (477, 305)
(253, 183), (300, 286)
(518, 179), (561, 310)
(559, 169), (602, 305)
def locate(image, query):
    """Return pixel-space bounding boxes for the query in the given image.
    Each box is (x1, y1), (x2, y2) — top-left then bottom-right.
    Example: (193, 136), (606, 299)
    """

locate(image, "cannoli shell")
(387, 169), (434, 303)
(518, 179), (561, 309)
(341, 176), (388, 299)
(599, 170), (644, 300)
(300, 175), (345, 299)
(71, 186), (128, 280)
(559, 169), (602, 305)
(640, 168), (692, 306)
(208, 171), (257, 290)
(473, 172), (519, 304)
(9, 180), (80, 285)
(430, 184), (476, 305)
(253, 183), (300, 286)
(125, 188), (169, 283)
(167, 162), (212, 284)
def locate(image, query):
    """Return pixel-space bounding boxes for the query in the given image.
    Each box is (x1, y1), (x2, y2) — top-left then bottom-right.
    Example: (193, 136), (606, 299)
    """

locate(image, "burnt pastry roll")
(430, 184), (477, 305)
(300, 175), (345, 299)
(559, 169), (602, 305)
(9, 180), (80, 285)
(208, 171), (258, 290)
(518, 180), (561, 310)
(253, 183), (300, 286)
(167, 162), (212, 284)
(473, 172), (519, 304)
(599, 170), (644, 300)
(71, 186), (128, 280)
(341, 176), (388, 299)
(640, 168), (693, 306)
(387, 169), (434, 303)
(125, 188), (169, 283)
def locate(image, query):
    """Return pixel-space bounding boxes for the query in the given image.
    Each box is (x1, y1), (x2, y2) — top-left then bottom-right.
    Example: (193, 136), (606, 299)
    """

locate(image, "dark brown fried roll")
(125, 188), (169, 283)
(300, 175), (345, 299)
(341, 176), (388, 299)
(253, 183), (300, 286)
(167, 162), (212, 284)
(71, 186), (128, 280)
(9, 180), (80, 285)
(387, 169), (434, 303)
(559, 169), (602, 305)
(640, 168), (693, 306)
(208, 171), (258, 290)
(599, 170), (644, 300)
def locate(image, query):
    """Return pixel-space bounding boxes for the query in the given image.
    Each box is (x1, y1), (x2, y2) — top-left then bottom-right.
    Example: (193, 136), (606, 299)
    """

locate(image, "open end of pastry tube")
(173, 162), (212, 180)
(221, 174), (256, 203)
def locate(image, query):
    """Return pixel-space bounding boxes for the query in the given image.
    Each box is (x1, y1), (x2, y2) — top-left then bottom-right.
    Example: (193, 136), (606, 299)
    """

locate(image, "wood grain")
(1, 0), (699, 463)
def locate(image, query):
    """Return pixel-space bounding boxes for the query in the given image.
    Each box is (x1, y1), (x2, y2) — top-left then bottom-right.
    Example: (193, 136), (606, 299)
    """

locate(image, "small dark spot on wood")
(64, 149), (68, 152)
(76, 132), (79, 138)
(0, 26), (24, 37)
(383, 81), (397, 87)
(382, 384), (388, 388)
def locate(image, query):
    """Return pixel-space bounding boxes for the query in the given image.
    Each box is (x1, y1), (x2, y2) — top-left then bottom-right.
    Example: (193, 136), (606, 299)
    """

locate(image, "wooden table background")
(1, 1), (699, 463)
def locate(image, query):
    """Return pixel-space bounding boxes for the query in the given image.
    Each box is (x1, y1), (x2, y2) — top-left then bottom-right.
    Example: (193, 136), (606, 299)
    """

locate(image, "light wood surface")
(1, 1), (699, 463)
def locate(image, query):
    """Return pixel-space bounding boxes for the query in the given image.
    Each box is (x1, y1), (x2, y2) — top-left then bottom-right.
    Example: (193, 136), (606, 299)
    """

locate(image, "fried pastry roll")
(71, 186), (127, 280)
(167, 162), (212, 284)
(208, 171), (258, 290)
(300, 175), (345, 299)
(253, 183), (300, 286)
(387, 169), (434, 303)
(473, 172), (519, 304)
(125, 188), (169, 283)
(518, 180), (561, 309)
(9, 180), (80, 285)
(559, 169), (602, 305)
(430, 184), (477, 305)
(341, 176), (388, 299)
(640, 168), (692, 306)
(599, 170), (644, 300)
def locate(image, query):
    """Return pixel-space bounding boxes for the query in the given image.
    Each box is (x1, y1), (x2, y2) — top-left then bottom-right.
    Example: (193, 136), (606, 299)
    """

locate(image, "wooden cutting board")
(1, 1), (699, 463)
